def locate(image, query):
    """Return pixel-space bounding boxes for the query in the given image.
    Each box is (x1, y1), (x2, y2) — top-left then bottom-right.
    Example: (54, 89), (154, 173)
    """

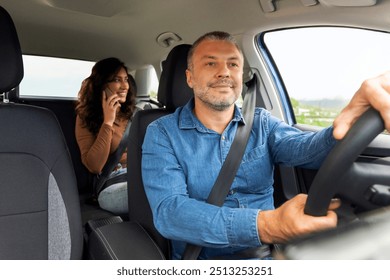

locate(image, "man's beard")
(196, 79), (240, 111)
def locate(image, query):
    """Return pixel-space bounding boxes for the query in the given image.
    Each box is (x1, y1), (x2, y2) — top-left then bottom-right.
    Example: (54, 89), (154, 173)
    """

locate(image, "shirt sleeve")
(142, 120), (262, 249)
(75, 116), (114, 174)
(268, 114), (337, 169)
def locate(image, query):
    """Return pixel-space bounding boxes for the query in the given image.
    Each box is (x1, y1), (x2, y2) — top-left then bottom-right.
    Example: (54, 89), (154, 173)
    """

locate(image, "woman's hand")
(102, 90), (121, 126)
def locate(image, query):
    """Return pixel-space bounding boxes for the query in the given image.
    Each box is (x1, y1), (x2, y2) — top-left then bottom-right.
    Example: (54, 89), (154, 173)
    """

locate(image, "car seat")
(0, 6), (83, 259)
(127, 44), (193, 259)
(86, 44), (192, 259)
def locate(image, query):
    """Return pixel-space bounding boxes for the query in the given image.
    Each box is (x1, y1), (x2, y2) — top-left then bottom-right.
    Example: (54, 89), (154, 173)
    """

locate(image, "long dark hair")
(75, 57), (136, 135)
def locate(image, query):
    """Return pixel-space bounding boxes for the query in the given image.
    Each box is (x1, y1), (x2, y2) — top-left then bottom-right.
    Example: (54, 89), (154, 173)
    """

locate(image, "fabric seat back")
(127, 44), (193, 259)
(0, 5), (83, 259)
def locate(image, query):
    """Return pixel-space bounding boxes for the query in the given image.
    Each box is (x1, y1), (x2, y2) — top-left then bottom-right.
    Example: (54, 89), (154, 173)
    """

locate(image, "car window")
(262, 27), (390, 127)
(20, 55), (160, 100)
(19, 55), (95, 99)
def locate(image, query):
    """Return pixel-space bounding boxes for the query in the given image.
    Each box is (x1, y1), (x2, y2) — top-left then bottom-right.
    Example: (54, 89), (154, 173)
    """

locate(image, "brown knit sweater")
(75, 115), (128, 174)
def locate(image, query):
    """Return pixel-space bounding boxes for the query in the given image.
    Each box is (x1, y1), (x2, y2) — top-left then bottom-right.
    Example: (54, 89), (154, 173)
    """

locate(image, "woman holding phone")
(75, 57), (136, 214)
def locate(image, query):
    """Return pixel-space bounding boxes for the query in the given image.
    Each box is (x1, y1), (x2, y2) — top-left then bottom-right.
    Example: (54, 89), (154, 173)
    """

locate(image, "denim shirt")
(142, 99), (336, 259)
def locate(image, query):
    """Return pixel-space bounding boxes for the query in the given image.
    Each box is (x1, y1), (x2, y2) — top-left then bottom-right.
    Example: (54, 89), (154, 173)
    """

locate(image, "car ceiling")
(0, 0), (389, 73)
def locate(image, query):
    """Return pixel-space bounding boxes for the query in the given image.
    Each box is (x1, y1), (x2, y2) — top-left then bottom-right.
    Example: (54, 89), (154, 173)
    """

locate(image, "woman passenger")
(75, 57), (136, 214)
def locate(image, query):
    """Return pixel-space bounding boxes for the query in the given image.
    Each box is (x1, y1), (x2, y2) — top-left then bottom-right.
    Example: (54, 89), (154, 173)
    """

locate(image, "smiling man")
(185, 37), (244, 134)
(142, 31), (390, 260)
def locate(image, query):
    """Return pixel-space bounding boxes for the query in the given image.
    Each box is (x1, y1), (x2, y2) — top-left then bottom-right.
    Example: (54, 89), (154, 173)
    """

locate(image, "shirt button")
(221, 135), (226, 140)
(228, 189), (236, 195)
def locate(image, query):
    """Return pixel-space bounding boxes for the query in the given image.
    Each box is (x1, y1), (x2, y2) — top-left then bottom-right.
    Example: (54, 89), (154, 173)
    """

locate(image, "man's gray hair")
(187, 31), (243, 70)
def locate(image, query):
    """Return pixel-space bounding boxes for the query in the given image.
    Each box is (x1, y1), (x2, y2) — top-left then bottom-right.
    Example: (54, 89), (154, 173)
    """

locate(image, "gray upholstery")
(0, 5), (83, 259)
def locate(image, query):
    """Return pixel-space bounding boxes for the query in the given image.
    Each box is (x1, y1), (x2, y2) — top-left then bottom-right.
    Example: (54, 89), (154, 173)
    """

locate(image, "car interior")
(1, 0), (390, 261)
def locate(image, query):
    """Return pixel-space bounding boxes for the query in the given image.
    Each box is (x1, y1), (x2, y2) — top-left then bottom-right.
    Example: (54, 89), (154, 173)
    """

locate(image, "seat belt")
(93, 109), (139, 196)
(181, 74), (258, 260)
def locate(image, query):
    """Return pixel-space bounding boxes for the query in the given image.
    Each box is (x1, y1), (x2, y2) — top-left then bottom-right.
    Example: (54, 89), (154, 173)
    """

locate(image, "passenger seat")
(0, 5), (83, 259)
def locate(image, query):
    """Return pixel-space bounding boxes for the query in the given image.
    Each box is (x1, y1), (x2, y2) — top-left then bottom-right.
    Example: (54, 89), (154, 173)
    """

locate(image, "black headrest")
(157, 44), (193, 110)
(0, 6), (24, 93)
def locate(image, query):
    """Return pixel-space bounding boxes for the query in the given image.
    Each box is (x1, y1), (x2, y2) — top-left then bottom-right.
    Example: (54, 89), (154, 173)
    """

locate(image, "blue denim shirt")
(142, 99), (336, 259)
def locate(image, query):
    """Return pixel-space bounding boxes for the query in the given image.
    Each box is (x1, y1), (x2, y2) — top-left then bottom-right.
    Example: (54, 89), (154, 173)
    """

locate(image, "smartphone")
(104, 86), (114, 98)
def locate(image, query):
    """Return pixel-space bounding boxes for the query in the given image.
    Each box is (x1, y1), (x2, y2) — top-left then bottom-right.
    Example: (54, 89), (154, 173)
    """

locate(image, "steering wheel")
(304, 108), (389, 216)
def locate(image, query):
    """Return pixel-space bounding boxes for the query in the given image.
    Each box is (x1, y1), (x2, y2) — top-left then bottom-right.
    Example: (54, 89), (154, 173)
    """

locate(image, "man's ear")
(185, 69), (193, 88)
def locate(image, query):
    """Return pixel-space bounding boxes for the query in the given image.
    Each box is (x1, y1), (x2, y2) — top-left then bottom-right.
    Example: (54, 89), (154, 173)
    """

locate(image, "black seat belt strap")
(93, 108), (139, 196)
(181, 74), (258, 260)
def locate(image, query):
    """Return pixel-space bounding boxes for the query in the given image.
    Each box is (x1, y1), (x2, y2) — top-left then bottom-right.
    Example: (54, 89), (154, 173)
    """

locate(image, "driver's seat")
(127, 44), (193, 259)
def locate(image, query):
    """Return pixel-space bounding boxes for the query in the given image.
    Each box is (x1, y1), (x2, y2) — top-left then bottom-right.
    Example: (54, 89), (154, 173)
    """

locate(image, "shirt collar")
(179, 98), (245, 130)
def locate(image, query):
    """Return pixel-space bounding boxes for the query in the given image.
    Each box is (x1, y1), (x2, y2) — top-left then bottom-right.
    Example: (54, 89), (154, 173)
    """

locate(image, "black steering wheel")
(304, 108), (389, 216)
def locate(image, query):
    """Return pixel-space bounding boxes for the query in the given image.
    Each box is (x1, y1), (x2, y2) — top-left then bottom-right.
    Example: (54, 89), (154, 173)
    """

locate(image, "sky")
(20, 55), (95, 98)
(264, 27), (390, 101)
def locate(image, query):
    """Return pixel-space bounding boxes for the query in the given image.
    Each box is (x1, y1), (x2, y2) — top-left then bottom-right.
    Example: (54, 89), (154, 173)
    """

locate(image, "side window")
(262, 27), (390, 127)
(20, 55), (95, 99)
(20, 55), (160, 101)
